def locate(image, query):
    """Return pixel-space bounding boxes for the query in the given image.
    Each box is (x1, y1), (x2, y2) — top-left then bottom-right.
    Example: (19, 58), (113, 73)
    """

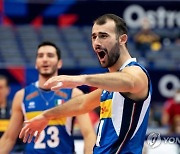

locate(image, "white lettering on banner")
(158, 74), (180, 98)
(147, 132), (180, 148)
(123, 5), (180, 28)
(163, 137), (180, 144)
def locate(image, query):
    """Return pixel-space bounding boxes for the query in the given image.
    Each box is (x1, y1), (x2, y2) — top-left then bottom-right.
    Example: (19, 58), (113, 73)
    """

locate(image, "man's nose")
(42, 55), (48, 61)
(94, 37), (101, 46)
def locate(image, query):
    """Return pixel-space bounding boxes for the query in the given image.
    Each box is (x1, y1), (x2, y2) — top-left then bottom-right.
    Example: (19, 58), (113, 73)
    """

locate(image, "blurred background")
(0, 0), (179, 153)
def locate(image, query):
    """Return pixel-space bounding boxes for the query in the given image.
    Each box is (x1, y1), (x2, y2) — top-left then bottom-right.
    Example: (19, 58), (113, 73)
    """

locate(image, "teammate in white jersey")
(20, 14), (151, 154)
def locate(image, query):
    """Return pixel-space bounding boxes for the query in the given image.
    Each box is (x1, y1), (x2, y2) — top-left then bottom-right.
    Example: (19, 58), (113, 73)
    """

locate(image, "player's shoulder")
(14, 89), (25, 99)
(24, 82), (35, 90)
(123, 63), (142, 70)
(11, 89), (25, 110)
(121, 65), (145, 76)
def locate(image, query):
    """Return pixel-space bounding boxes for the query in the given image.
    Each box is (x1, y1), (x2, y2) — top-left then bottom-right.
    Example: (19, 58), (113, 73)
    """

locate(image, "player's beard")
(38, 65), (58, 78)
(99, 42), (120, 68)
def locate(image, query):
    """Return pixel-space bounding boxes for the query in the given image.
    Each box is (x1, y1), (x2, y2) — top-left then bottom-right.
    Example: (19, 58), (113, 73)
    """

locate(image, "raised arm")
(72, 88), (96, 154)
(0, 90), (24, 154)
(19, 89), (101, 143)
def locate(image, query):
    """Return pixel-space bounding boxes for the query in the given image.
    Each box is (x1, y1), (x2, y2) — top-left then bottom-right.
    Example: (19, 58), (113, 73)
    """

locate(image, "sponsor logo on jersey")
(100, 99), (112, 119)
(28, 101), (36, 109)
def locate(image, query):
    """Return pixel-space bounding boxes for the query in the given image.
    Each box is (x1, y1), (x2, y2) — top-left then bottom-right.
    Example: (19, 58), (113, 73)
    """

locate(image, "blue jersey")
(22, 82), (75, 154)
(93, 58), (152, 154)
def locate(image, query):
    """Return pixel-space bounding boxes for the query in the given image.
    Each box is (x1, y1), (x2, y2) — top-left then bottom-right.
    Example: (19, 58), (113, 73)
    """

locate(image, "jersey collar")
(119, 58), (137, 71)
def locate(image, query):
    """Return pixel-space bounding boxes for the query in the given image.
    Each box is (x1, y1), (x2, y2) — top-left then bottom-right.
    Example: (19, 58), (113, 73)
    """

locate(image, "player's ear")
(119, 34), (128, 45)
(57, 59), (62, 69)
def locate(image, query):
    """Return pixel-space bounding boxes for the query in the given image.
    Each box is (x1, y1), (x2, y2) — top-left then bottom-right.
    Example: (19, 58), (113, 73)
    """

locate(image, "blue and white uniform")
(94, 58), (152, 154)
(22, 82), (75, 154)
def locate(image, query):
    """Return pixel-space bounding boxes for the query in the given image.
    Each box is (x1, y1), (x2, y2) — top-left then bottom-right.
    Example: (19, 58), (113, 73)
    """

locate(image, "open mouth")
(98, 51), (106, 59)
(42, 65), (49, 69)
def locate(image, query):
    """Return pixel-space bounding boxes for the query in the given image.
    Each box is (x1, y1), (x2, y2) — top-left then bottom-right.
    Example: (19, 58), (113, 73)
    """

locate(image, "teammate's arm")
(0, 89), (24, 154)
(72, 88), (96, 154)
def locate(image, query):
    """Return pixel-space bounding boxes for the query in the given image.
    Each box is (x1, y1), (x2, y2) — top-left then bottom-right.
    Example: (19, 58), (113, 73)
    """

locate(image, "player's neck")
(38, 74), (57, 89)
(0, 100), (7, 108)
(108, 47), (131, 72)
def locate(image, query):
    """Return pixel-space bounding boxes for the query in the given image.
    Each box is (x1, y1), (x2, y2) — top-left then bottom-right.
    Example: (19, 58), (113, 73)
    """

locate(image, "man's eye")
(48, 54), (54, 57)
(100, 35), (107, 38)
(92, 36), (96, 40)
(37, 55), (43, 58)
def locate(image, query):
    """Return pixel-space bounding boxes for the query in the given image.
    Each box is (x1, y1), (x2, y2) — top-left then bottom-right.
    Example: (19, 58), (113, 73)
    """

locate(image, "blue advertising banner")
(148, 70), (180, 102)
(2, 1), (180, 29)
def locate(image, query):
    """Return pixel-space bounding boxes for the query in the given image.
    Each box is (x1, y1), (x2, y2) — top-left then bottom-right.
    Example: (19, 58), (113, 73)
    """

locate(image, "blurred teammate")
(0, 41), (96, 154)
(20, 14), (152, 154)
(0, 75), (24, 153)
(0, 75), (11, 122)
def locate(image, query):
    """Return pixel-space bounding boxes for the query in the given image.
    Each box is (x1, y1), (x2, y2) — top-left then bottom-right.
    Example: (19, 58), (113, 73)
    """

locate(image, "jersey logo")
(101, 106), (109, 114)
(28, 101), (36, 109)
(100, 99), (112, 119)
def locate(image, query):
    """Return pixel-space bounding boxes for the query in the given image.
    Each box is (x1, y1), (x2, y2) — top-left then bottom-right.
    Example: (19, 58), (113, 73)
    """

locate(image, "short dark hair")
(37, 41), (61, 60)
(0, 75), (9, 86)
(94, 14), (128, 36)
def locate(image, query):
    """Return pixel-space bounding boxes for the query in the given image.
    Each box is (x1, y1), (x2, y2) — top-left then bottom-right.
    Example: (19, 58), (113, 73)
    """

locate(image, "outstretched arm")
(19, 89), (101, 143)
(44, 66), (148, 98)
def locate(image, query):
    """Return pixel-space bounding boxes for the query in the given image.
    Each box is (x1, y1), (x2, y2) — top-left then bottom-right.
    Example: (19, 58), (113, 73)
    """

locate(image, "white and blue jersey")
(94, 58), (152, 154)
(22, 82), (75, 154)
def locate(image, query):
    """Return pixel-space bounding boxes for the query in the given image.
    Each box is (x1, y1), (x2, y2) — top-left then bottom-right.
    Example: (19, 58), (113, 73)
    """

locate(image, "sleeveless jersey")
(22, 82), (75, 154)
(93, 58), (152, 154)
